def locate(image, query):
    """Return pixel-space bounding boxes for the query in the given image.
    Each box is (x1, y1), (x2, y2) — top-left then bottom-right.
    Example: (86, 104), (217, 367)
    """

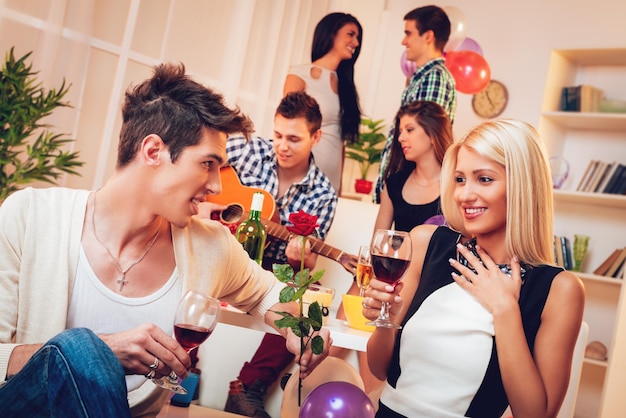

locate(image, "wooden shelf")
(553, 190), (626, 209)
(555, 48), (626, 66)
(542, 111), (626, 131)
(583, 357), (609, 367)
(577, 272), (623, 286)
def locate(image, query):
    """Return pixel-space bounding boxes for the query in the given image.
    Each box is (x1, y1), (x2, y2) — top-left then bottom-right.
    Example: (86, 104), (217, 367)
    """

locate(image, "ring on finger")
(362, 298), (369, 309)
(149, 357), (159, 370)
(145, 369), (156, 379)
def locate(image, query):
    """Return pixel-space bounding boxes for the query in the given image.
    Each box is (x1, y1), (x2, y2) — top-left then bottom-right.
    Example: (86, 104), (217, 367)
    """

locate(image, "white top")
(67, 246), (181, 391)
(288, 64), (342, 192)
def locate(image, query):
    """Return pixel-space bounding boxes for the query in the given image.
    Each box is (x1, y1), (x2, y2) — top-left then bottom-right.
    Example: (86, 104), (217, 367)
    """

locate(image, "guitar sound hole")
(221, 204), (244, 223)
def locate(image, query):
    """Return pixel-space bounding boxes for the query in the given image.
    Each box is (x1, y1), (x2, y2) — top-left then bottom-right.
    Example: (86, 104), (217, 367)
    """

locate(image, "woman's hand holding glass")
(365, 229), (412, 329)
(362, 278), (405, 325)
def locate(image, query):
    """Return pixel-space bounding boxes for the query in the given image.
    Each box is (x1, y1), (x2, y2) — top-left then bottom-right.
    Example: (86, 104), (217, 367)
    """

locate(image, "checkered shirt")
(226, 135), (338, 266)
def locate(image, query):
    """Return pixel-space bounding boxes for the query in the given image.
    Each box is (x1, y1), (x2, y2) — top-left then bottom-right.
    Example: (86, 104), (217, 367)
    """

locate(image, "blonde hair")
(441, 119), (554, 265)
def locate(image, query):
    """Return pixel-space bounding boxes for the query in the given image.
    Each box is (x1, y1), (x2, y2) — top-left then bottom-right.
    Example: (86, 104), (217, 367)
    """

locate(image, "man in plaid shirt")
(224, 91), (337, 418)
(373, 5), (457, 203)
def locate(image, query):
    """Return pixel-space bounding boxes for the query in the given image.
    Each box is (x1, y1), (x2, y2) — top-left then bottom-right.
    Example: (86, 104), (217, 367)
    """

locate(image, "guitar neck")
(263, 220), (343, 261)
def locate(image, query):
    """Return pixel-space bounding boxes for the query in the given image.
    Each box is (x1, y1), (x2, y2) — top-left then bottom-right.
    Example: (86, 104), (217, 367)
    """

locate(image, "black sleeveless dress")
(377, 227), (562, 417)
(386, 168), (441, 232)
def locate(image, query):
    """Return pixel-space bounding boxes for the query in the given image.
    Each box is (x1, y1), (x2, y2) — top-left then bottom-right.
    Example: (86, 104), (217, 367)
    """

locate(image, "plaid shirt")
(226, 135), (337, 267)
(374, 57), (457, 203)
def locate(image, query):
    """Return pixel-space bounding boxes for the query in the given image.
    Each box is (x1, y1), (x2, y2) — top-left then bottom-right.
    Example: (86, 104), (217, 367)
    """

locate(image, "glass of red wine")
(366, 229), (412, 329)
(152, 289), (220, 393)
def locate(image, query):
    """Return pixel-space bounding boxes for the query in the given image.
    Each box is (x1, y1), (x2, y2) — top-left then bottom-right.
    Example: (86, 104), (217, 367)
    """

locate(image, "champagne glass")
(356, 245), (373, 297)
(153, 289), (220, 393)
(366, 229), (412, 329)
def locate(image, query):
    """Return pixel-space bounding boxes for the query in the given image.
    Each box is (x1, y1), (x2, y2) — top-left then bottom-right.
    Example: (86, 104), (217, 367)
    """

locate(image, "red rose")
(286, 210), (319, 236)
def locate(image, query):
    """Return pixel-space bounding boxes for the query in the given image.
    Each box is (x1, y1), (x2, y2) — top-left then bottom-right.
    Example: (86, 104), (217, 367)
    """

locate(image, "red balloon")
(445, 50), (491, 94)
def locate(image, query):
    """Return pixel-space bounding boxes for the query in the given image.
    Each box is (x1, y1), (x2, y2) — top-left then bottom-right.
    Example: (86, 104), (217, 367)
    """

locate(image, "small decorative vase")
(354, 179), (373, 194)
(549, 156), (570, 189)
(573, 234), (590, 272)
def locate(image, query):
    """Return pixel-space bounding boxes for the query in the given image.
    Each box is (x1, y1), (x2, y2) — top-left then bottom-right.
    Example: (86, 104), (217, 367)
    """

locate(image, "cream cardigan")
(0, 187), (282, 413)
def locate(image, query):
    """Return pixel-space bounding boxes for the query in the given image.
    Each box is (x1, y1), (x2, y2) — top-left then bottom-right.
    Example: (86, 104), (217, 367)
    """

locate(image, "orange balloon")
(445, 50), (491, 94)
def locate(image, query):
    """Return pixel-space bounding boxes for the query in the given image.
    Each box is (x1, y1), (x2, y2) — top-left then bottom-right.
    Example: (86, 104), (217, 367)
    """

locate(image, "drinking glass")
(366, 229), (412, 329)
(549, 156), (570, 189)
(302, 284), (335, 325)
(573, 234), (590, 272)
(152, 289), (220, 393)
(356, 245), (373, 297)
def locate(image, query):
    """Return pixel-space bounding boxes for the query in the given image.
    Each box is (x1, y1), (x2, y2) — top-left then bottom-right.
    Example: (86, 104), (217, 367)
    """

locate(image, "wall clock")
(472, 80), (508, 119)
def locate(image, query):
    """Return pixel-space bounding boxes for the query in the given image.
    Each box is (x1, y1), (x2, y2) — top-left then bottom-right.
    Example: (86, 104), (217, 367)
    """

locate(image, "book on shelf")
(560, 236), (573, 271)
(560, 86), (580, 111)
(559, 85), (604, 112)
(597, 162), (619, 193)
(554, 236), (565, 268)
(586, 161), (607, 192)
(602, 163), (625, 194)
(594, 161), (616, 192)
(614, 258), (626, 279)
(580, 85), (604, 112)
(611, 167), (626, 195)
(577, 160), (599, 192)
(593, 249), (622, 276)
(606, 247), (626, 278)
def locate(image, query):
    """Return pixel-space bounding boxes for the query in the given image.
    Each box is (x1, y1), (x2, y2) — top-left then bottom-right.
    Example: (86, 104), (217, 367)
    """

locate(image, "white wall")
(2, 0), (625, 190)
(357, 0), (626, 140)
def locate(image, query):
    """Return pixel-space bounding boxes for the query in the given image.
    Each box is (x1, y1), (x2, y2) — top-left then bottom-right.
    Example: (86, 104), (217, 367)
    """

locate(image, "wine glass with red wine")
(152, 289), (220, 393)
(366, 229), (411, 329)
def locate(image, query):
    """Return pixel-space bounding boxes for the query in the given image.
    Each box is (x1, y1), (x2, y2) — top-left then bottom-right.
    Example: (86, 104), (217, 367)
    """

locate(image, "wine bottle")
(235, 192), (267, 264)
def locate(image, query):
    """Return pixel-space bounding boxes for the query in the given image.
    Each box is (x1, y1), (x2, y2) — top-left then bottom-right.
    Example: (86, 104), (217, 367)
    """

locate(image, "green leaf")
(0, 47), (83, 200)
(307, 301), (323, 330)
(311, 335), (324, 355)
(273, 264), (294, 282)
(292, 285), (308, 301)
(294, 269), (310, 287)
(298, 321), (310, 337)
(279, 285), (296, 303)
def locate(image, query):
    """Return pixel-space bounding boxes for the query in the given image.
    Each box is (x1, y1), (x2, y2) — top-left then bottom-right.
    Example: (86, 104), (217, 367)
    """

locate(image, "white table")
(218, 306), (371, 352)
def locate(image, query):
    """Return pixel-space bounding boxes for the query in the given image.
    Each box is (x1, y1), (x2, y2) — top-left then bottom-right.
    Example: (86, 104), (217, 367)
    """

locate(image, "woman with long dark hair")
(283, 12), (362, 193)
(374, 100), (453, 232)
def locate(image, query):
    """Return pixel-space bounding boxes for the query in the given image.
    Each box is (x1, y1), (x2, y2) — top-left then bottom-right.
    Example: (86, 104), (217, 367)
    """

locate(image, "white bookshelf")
(538, 48), (626, 418)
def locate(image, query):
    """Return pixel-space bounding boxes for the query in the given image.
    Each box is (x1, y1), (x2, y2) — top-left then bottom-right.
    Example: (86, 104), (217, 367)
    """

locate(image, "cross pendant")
(117, 274), (128, 292)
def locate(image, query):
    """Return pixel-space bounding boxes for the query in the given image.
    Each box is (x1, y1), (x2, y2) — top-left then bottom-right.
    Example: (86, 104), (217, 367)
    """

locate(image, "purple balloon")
(424, 214), (448, 227)
(400, 50), (417, 78)
(299, 382), (375, 418)
(456, 37), (483, 56)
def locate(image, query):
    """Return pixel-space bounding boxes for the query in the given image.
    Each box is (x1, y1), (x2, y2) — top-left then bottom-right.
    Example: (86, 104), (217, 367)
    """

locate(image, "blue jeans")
(0, 328), (132, 418)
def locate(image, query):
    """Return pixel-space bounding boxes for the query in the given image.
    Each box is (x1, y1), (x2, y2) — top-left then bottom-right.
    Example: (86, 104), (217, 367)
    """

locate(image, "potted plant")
(0, 47), (84, 202)
(345, 117), (386, 194)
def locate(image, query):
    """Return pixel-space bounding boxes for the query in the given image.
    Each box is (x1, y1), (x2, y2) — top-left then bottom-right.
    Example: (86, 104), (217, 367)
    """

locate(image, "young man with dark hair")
(374, 5), (457, 203)
(223, 91), (338, 417)
(0, 64), (330, 417)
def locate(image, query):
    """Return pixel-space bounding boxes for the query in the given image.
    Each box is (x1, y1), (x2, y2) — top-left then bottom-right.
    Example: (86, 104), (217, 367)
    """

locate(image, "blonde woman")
(364, 119), (585, 417)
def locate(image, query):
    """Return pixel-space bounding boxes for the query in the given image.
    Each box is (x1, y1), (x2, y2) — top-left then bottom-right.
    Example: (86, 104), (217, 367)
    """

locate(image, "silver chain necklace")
(91, 191), (162, 292)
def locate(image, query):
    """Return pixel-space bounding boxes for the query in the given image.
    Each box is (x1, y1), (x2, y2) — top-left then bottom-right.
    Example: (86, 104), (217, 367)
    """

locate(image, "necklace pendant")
(117, 274), (128, 292)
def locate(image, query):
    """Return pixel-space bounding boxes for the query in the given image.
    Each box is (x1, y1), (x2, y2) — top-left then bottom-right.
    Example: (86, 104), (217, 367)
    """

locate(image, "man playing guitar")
(218, 92), (337, 418)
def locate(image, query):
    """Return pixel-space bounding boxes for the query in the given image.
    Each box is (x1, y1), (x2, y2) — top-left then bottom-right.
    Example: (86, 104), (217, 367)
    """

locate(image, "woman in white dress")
(283, 12), (362, 193)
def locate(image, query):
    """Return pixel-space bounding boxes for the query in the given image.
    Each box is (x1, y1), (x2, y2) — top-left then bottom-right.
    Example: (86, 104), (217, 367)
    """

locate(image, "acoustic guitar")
(206, 166), (357, 274)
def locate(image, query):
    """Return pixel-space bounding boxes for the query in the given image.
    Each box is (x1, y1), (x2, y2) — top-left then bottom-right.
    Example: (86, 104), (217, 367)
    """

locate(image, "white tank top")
(67, 245), (181, 390)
